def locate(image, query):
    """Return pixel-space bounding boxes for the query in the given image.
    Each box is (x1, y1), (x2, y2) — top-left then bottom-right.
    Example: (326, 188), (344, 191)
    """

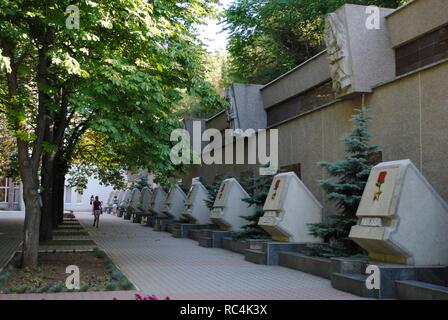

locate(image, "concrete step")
(171, 224), (214, 239)
(396, 280), (448, 300)
(278, 251), (332, 279)
(123, 211), (131, 220)
(171, 223), (181, 229)
(331, 272), (378, 299)
(188, 229), (202, 241)
(199, 229), (213, 238)
(146, 216), (156, 227)
(222, 237), (249, 254)
(244, 249), (267, 265)
(131, 213), (141, 223)
(198, 236), (213, 248)
(171, 229), (182, 238)
(171, 223), (186, 238)
(153, 218), (173, 232)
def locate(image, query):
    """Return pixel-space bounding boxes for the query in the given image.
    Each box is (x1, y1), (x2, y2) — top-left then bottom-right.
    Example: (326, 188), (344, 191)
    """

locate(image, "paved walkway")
(0, 211), (362, 300)
(0, 211), (24, 271)
(77, 212), (362, 300)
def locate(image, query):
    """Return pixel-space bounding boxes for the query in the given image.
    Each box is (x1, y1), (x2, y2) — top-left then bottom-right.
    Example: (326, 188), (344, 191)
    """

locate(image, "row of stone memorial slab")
(105, 159), (448, 299)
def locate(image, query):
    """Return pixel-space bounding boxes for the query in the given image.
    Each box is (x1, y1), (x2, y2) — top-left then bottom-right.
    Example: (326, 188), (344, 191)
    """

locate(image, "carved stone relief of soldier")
(324, 12), (352, 95)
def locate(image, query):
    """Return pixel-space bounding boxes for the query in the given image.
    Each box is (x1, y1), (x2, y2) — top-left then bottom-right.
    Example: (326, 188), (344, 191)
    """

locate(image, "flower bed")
(0, 249), (134, 294)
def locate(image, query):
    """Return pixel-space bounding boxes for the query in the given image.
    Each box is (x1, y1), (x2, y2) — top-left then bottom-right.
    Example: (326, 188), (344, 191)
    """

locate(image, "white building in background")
(2, 171), (150, 212)
(0, 177), (22, 210)
(64, 176), (115, 212)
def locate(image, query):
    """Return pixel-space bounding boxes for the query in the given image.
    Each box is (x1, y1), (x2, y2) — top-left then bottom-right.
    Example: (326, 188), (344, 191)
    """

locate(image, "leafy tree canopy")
(0, 0), (225, 267)
(0, 0), (225, 186)
(224, 0), (409, 84)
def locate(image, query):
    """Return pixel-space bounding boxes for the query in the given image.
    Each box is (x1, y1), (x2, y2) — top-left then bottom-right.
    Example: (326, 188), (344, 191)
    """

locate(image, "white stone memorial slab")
(117, 190), (125, 204)
(150, 187), (167, 215)
(106, 191), (117, 207)
(163, 184), (187, 220)
(119, 189), (131, 207)
(210, 178), (255, 231)
(182, 180), (210, 224)
(128, 188), (141, 210)
(349, 159), (448, 265)
(138, 187), (153, 213)
(259, 172), (323, 242)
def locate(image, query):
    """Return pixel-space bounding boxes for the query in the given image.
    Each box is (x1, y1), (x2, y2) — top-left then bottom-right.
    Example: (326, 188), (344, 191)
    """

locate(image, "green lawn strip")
(39, 239), (96, 246)
(92, 248), (134, 291)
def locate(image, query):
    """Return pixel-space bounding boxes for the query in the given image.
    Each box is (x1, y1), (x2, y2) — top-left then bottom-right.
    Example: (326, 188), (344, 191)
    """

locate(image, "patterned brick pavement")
(0, 211), (24, 272)
(0, 211), (363, 300)
(77, 212), (363, 300)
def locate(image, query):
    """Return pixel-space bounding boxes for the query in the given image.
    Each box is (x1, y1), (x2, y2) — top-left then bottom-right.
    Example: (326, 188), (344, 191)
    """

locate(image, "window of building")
(76, 192), (83, 204)
(13, 185), (20, 204)
(65, 186), (72, 204)
(367, 151), (383, 166)
(396, 25), (448, 76)
(0, 178), (8, 203)
(266, 81), (334, 127)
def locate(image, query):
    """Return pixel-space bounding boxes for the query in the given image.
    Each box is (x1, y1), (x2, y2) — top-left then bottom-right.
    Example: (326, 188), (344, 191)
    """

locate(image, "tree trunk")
(20, 42), (51, 268)
(53, 159), (68, 226)
(54, 175), (65, 226)
(40, 153), (55, 241)
(18, 143), (42, 269)
(5, 53), (43, 269)
(22, 182), (42, 268)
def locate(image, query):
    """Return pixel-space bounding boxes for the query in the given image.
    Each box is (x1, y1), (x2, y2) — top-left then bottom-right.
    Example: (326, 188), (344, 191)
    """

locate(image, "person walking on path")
(92, 196), (102, 228)
(112, 195), (119, 215)
(90, 195), (95, 215)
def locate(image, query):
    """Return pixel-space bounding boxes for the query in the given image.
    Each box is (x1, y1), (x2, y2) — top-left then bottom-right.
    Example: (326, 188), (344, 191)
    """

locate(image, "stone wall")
(182, 60), (448, 213)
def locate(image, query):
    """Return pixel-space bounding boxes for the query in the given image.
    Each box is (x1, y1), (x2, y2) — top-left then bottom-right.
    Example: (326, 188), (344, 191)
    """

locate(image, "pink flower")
(135, 294), (143, 300)
(134, 293), (172, 300)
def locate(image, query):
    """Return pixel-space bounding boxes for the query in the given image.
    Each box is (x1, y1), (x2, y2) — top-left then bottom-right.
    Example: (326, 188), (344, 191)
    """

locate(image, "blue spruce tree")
(233, 164), (275, 240)
(308, 108), (381, 257)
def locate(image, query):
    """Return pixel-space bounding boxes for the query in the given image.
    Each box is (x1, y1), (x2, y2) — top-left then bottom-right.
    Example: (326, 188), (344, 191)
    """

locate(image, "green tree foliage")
(175, 50), (230, 120)
(0, 114), (18, 179)
(307, 108), (381, 257)
(204, 50), (232, 97)
(0, 0), (222, 267)
(133, 175), (149, 190)
(224, 0), (409, 84)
